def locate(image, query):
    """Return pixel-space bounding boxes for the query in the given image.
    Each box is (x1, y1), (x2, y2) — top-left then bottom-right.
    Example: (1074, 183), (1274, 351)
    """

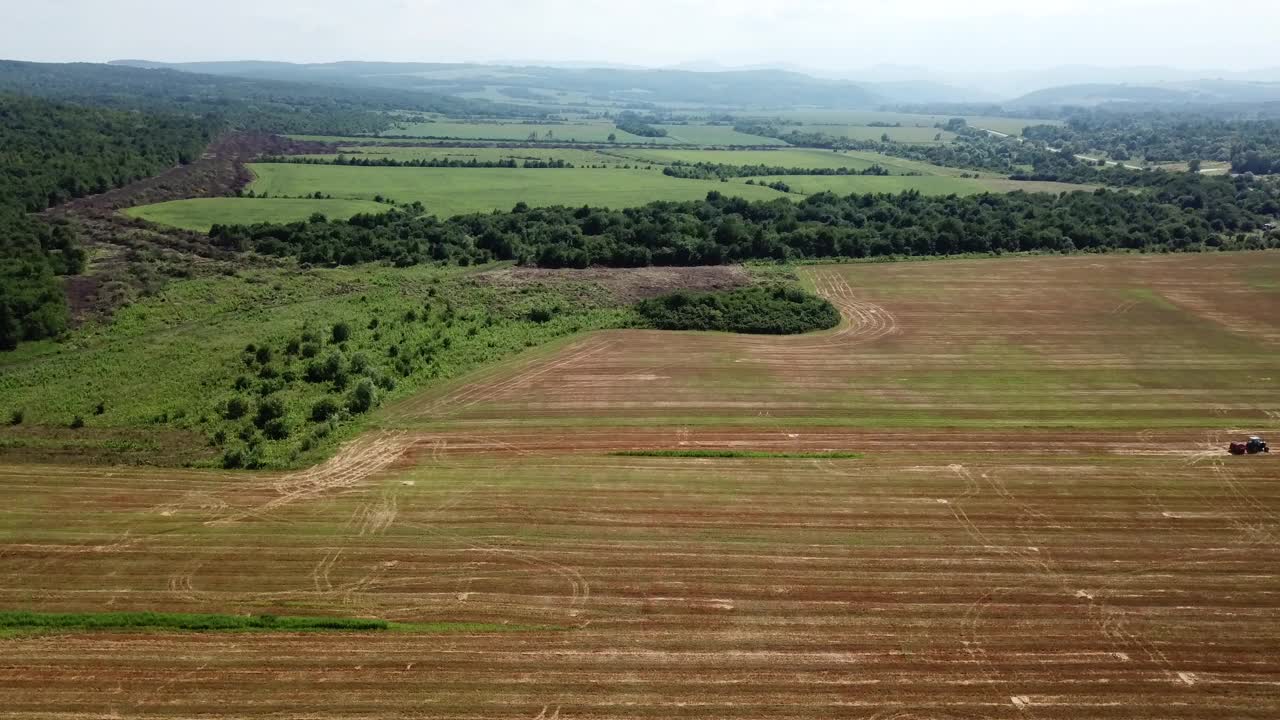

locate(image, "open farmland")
(241, 164), (792, 210)
(381, 120), (679, 144)
(122, 197), (389, 231)
(744, 110), (1063, 137)
(2, 252), (1279, 718)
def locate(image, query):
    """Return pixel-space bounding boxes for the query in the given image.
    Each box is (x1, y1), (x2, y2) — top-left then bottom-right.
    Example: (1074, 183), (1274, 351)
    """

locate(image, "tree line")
(661, 161), (892, 181)
(207, 173), (1280, 270)
(615, 111), (669, 138)
(1022, 111), (1280, 172)
(257, 155), (575, 169)
(0, 94), (215, 350)
(732, 119), (1044, 175)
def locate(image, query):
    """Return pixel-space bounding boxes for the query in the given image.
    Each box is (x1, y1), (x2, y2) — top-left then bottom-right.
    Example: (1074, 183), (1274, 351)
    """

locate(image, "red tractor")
(1229, 436), (1270, 455)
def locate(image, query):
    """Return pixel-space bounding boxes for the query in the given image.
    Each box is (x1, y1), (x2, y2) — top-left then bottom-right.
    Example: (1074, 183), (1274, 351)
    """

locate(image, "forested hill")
(0, 95), (216, 350)
(0, 60), (538, 136)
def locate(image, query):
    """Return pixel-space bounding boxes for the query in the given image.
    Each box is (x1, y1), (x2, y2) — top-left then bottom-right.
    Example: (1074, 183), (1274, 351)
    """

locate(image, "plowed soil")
(2, 253), (1279, 719)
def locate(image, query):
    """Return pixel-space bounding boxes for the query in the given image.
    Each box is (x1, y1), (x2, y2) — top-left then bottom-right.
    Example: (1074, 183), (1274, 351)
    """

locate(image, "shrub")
(8, 409), (23, 425)
(254, 395), (286, 429)
(69, 415), (85, 429)
(349, 352), (371, 375)
(255, 346), (273, 365)
(301, 342), (320, 358)
(224, 396), (249, 420)
(636, 285), (840, 335)
(285, 338), (301, 355)
(263, 418), (290, 441)
(331, 321), (351, 344)
(347, 378), (378, 414)
(93, 401), (106, 416)
(310, 397), (340, 422)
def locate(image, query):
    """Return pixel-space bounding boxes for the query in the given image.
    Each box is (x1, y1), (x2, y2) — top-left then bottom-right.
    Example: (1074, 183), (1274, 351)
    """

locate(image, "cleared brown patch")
(476, 264), (753, 303)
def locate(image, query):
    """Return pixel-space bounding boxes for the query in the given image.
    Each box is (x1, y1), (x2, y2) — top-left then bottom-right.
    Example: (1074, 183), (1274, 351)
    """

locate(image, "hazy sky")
(3, 0), (1276, 73)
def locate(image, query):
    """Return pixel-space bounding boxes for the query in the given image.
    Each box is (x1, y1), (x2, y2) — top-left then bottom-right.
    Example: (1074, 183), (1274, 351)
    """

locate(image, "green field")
(808, 125), (957, 144)
(741, 110), (1061, 137)
(244, 164), (788, 216)
(655, 125), (788, 146)
(299, 146), (641, 166)
(0, 263), (637, 468)
(608, 148), (896, 171)
(124, 197), (389, 231)
(381, 121), (677, 144)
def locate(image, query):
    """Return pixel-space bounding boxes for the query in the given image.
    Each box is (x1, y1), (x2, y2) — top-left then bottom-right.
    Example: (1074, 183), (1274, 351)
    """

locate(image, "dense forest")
(615, 112), (668, 138)
(0, 60), (539, 136)
(0, 94), (215, 349)
(209, 173), (1280, 270)
(1022, 112), (1280, 171)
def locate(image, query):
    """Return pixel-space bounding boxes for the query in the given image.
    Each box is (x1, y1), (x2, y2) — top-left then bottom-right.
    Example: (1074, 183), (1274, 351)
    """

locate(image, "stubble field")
(2, 253), (1279, 718)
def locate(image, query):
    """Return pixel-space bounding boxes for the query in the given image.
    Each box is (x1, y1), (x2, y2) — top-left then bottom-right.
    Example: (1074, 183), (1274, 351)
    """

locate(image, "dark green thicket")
(615, 111), (668, 138)
(636, 286), (840, 335)
(0, 94), (214, 350)
(210, 171), (1280, 270)
(0, 60), (539, 136)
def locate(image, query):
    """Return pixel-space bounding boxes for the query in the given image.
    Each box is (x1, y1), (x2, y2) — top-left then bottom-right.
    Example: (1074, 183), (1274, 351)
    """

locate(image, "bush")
(8, 409), (23, 425)
(69, 415), (85, 429)
(255, 346), (273, 365)
(331, 321), (351, 344)
(93, 401), (106, 415)
(636, 285), (840, 335)
(224, 396), (249, 420)
(347, 378), (378, 414)
(263, 418), (290, 441)
(254, 395), (286, 429)
(310, 397), (340, 422)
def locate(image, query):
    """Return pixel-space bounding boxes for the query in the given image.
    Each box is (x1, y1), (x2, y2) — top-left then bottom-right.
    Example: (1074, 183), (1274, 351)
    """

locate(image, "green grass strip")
(0, 611), (389, 632)
(0, 611), (568, 637)
(610, 449), (862, 459)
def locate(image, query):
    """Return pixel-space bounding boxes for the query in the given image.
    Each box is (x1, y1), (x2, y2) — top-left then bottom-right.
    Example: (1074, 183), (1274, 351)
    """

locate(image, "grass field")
(808, 124), (957, 143)
(297, 146), (643, 166)
(742, 110), (1062, 136)
(123, 197), (389, 231)
(381, 121), (678, 144)
(607, 147), (900, 171)
(655, 124), (788, 146)
(2, 253), (1278, 717)
(0, 263), (637, 468)
(244, 164), (788, 215)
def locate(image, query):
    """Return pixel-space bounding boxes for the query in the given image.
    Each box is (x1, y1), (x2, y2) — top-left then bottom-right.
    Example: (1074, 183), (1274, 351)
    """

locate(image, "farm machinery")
(1228, 436), (1270, 455)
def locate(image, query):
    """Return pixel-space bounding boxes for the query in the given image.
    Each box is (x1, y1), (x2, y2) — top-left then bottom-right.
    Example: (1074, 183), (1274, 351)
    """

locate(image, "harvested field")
(2, 253), (1279, 718)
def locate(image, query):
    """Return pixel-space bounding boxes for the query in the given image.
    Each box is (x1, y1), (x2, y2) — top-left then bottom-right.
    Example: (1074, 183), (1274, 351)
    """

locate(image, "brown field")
(2, 252), (1279, 718)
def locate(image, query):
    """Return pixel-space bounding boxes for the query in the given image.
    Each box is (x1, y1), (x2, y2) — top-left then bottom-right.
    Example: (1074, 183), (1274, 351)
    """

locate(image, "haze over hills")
(109, 58), (1280, 110)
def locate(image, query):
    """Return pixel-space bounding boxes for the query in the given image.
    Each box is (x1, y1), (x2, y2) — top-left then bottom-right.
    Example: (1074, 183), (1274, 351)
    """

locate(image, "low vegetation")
(636, 285), (840, 334)
(0, 610), (388, 633)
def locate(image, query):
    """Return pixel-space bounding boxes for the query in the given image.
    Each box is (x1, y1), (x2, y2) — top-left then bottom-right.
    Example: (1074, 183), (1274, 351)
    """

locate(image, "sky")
(2, 0), (1277, 76)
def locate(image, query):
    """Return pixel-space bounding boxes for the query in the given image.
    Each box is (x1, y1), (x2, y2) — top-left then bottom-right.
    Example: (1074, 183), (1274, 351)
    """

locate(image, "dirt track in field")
(2, 253), (1279, 718)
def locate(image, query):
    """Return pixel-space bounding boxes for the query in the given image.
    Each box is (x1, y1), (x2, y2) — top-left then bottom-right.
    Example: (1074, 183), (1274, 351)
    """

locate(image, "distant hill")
(1009, 80), (1280, 108)
(110, 60), (883, 110)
